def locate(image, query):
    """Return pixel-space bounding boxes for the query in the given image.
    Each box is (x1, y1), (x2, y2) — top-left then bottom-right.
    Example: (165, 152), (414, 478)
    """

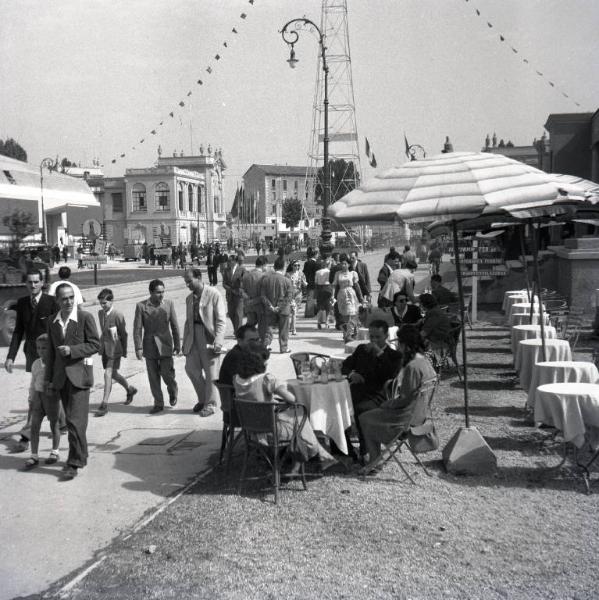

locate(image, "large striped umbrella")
(330, 152), (587, 443)
(330, 152), (573, 225)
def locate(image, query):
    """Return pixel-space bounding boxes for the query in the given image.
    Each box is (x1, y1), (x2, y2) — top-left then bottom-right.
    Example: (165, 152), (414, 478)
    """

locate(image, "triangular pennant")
(240, 13), (247, 19)
(140, 139), (145, 143)
(476, 9), (480, 15)
(111, 159), (116, 164)
(169, 112), (174, 117)
(487, 22), (492, 28)
(223, 41), (228, 47)
(549, 82), (555, 87)
(499, 35), (504, 41)
(249, 0), (254, 4)
(369, 154), (377, 168)
(523, 58), (529, 63)
(120, 153), (126, 158)
(207, 66), (212, 73)
(159, 121), (163, 125)
(232, 27), (238, 34)
(187, 91), (192, 96)
(151, 130), (157, 134)
(197, 79), (203, 85)
(536, 71), (543, 76)
(511, 47), (518, 53)
(179, 101), (185, 107)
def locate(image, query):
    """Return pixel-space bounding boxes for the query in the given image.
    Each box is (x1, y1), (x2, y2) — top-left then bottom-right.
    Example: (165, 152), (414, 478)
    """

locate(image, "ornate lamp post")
(281, 17), (333, 257)
(39, 157), (58, 244)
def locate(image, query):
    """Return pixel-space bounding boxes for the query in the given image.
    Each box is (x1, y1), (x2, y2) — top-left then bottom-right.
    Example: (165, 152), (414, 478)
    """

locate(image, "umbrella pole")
(518, 225), (532, 300)
(451, 220), (470, 428)
(530, 220), (548, 362)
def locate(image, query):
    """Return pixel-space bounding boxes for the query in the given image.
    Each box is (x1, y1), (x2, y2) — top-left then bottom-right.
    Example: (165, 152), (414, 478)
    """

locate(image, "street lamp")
(39, 157), (58, 244)
(281, 17), (333, 257)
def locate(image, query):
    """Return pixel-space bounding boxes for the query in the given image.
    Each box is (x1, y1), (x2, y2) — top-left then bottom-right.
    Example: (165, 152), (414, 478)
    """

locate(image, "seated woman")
(233, 346), (337, 474)
(419, 293), (453, 346)
(391, 291), (422, 327)
(359, 325), (436, 471)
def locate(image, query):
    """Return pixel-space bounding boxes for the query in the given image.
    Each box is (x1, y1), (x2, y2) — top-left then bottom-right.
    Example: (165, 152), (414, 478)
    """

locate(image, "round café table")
(508, 302), (545, 326)
(527, 361), (599, 410)
(503, 290), (532, 313)
(510, 312), (551, 328)
(517, 338), (572, 391)
(511, 324), (557, 366)
(534, 382), (599, 449)
(287, 378), (354, 454)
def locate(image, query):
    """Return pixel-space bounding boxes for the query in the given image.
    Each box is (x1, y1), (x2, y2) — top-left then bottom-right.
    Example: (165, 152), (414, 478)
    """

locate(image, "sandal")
(45, 451), (59, 465)
(95, 404), (108, 417)
(24, 457), (39, 470)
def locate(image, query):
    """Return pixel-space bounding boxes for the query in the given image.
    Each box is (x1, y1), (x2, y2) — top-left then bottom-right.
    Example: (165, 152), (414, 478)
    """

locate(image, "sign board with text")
(82, 256), (107, 265)
(94, 239), (107, 255)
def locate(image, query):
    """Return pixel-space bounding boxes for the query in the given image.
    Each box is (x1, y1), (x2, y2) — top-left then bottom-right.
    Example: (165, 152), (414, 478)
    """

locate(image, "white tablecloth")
(527, 361), (599, 410)
(502, 290), (531, 313)
(287, 378), (354, 454)
(511, 324), (557, 366)
(508, 302), (545, 326)
(517, 338), (572, 391)
(534, 382), (599, 449)
(510, 312), (551, 328)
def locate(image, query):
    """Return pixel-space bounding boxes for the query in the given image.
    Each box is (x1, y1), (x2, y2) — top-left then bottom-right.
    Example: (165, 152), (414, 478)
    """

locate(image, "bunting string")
(464, 0), (582, 108)
(110, 0), (257, 165)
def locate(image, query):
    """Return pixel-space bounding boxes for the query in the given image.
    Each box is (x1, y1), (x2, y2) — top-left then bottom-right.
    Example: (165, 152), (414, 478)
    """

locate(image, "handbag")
(407, 419), (439, 454)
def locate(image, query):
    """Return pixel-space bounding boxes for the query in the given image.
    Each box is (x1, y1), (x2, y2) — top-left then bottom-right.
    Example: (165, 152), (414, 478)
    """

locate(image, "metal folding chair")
(361, 376), (439, 483)
(235, 398), (308, 504)
(214, 382), (243, 473)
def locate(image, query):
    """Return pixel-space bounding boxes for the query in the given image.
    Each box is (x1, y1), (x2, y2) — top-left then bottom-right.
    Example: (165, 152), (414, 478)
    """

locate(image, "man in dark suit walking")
(5, 269), (59, 452)
(133, 279), (180, 413)
(46, 283), (100, 479)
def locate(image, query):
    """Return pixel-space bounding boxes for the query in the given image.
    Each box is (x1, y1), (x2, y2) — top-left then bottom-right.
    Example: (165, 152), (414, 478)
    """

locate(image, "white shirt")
(54, 308), (78, 336)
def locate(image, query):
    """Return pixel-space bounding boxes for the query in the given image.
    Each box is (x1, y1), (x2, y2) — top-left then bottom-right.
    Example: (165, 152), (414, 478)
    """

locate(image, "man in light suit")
(222, 251), (246, 333)
(46, 283), (100, 479)
(182, 268), (227, 417)
(5, 268), (60, 452)
(133, 279), (180, 414)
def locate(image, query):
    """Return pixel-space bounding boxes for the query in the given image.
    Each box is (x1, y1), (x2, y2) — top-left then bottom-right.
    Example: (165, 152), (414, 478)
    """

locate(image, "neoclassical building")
(99, 147), (226, 248)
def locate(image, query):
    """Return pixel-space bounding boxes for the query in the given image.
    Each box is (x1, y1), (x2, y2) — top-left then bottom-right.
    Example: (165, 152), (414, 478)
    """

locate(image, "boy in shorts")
(23, 334), (61, 469)
(96, 288), (137, 416)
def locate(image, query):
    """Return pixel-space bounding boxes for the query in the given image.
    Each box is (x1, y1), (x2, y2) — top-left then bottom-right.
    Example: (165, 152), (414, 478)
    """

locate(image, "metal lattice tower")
(304, 0), (362, 222)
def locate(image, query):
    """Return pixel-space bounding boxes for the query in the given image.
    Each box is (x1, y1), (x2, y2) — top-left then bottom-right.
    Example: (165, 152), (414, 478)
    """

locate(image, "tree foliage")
(282, 197), (303, 229)
(314, 159), (360, 206)
(2, 209), (37, 252)
(0, 137), (28, 162)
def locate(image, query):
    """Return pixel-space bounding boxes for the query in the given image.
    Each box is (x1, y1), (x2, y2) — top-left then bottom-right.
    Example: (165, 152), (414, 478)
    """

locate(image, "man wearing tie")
(46, 283), (100, 479)
(5, 269), (59, 453)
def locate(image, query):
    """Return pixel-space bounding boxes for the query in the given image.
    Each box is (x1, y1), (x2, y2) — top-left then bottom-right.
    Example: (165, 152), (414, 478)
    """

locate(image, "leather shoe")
(193, 402), (204, 413)
(125, 386), (138, 405)
(62, 465), (78, 480)
(199, 406), (215, 417)
(149, 406), (164, 415)
(169, 396), (178, 407)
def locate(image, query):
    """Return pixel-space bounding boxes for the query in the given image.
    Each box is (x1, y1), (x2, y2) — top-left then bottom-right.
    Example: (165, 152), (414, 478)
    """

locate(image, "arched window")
(188, 184), (194, 212)
(178, 183), (184, 212)
(155, 182), (170, 212)
(198, 187), (204, 213)
(132, 183), (147, 212)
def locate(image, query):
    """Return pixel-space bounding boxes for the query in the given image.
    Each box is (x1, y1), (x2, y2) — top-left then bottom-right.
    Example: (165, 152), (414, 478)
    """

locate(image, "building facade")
(242, 164), (321, 229)
(0, 155), (101, 247)
(99, 147), (227, 248)
(481, 132), (551, 170)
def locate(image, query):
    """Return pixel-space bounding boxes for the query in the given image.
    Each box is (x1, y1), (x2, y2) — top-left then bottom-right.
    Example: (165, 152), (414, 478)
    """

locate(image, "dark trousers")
(349, 384), (384, 456)
(260, 311), (290, 352)
(145, 357), (178, 407)
(60, 380), (90, 468)
(227, 297), (244, 334)
(207, 267), (218, 285)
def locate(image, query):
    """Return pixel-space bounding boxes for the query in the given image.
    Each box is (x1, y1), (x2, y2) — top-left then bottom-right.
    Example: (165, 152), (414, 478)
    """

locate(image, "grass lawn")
(50, 312), (599, 600)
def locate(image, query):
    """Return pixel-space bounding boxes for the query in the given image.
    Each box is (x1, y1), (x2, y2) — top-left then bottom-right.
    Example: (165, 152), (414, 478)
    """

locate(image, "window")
(188, 184), (194, 212)
(198, 188), (204, 213)
(283, 179), (287, 191)
(294, 180), (298, 190)
(131, 185), (145, 212)
(112, 192), (124, 212)
(271, 179), (276, 189)
(155, 182), (170, 212)
(178, 183), (184, 212)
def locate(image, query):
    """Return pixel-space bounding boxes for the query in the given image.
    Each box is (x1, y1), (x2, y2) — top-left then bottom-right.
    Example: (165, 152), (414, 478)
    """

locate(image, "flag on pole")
(404, 133), (411, 159)
(364, 137), (377, 168)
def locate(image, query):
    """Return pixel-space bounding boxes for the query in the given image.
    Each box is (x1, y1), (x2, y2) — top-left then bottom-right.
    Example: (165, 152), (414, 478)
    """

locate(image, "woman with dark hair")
(391, 291), (422, 326)
(358, 324), (436, 471)
(333, 253), (363, 342)
(419, 293), (452, 345)
(233, 347), (337, 473)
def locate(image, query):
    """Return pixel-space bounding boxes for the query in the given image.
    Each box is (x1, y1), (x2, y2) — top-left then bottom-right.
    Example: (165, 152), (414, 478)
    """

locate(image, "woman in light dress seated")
(359, 325), (436, 471)
(233, 347), (337, 474)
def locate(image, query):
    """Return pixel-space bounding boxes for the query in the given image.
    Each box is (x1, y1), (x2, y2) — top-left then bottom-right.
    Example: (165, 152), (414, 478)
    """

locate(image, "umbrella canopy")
(330, 152), (570, 224)
(549, 173), (599, 203)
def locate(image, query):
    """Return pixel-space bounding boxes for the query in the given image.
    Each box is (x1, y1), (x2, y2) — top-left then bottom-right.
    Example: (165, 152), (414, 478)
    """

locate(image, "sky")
(1, 0), (598, 208)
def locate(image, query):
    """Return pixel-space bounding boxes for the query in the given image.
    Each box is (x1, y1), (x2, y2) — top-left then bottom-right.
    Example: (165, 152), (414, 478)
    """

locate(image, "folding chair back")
(289, 352), (330, 377)
(215, 381), (241, 470)
(235, 398), (307, 504)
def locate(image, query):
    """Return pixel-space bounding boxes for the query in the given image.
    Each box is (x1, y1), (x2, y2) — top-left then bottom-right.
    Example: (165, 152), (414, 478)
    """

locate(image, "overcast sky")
(1, 0), (597, 206)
